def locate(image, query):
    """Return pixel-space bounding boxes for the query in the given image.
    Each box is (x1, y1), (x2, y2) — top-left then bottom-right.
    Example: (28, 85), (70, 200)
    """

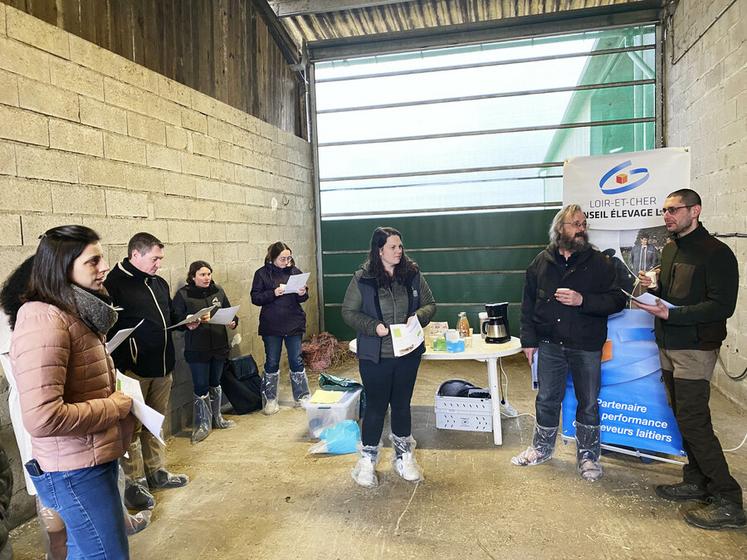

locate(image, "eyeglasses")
(563, 221), (588, 229)
(661, 205), (693, 215)
(277, 256), (292, 262)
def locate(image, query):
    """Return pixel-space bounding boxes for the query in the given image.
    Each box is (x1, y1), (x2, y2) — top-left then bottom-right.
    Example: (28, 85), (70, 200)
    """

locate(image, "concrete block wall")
(665, 0), (747, 406)
(0, 5), (315, 525)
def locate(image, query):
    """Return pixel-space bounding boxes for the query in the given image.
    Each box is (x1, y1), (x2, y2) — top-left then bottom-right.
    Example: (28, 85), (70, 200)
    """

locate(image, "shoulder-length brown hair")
(186, 260), (213, 285)
(25, 225), (101, 315)
(363, 227), (418, 287)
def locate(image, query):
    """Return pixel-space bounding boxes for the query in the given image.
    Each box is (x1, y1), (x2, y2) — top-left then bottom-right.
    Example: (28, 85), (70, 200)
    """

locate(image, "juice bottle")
(457, 312), (470, 339)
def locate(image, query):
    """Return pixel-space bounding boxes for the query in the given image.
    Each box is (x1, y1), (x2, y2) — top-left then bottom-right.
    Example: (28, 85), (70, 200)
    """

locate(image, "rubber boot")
(209, 386), (236, 429)
(124, 477), (155, 510)
(351, 443), (380, 488)
(390, 434), (423, 482)
(290, 369), (310, 405)
(575, 422), (603, 482)
(262, 370), (280, 415)
(146, 469), (189, 489)
(191, 394), (212, 444)
(117, 464), (152, 535)
(511, 424), (558, 466)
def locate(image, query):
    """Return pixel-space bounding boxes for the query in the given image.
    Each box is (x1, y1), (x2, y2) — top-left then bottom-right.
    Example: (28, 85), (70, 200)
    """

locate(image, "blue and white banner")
(564, 147), (691, 230)
(561, 147), (690, 456)
(561, 310), (684, 456)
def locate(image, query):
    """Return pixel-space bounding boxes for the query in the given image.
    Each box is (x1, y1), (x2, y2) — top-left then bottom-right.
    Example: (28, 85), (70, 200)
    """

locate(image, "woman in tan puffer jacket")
(10, 225), (134, 560)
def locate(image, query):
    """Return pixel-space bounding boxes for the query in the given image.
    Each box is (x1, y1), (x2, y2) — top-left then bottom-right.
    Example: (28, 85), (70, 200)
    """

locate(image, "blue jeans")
(31, 460), (128, 560)
(188, 358), (225, 396)
(262, 335), (303, 373)
(535, 341), (601, 428)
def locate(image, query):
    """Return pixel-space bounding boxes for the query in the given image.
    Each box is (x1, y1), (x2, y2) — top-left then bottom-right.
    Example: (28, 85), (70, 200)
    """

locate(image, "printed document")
(284, 272), (310, 294)
(390, 316), (424, 357)
(116, 371), (165, 445)
(209, 305), (240, 325)
(167, 305), (216, 329)
(106, 320), (144, 354)
(621, 289), (677, 309)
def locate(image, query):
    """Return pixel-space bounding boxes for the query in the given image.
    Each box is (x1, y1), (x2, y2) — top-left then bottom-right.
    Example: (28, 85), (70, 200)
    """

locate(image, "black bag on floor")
(221, 354), (262, 414)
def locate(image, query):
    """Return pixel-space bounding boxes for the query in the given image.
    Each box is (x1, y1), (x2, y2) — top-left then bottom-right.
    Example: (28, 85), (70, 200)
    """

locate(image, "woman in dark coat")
(173, 261), (238, 443)
(250, 241), (309, 415)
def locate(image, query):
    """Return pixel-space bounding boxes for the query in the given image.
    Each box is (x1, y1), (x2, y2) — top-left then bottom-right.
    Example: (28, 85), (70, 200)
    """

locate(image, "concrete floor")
(9, 354), (747, 559)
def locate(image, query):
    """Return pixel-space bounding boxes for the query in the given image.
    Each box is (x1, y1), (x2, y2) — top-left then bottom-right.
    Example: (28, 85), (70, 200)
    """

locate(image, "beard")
(558, 230), (589, 252)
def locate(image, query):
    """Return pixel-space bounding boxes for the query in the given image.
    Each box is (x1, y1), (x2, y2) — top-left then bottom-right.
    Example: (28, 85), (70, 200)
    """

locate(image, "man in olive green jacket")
(636, 188), (743, 531)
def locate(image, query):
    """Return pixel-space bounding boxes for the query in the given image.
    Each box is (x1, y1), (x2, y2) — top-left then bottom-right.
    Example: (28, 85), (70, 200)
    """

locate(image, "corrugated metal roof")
(270, 0), (654, 46)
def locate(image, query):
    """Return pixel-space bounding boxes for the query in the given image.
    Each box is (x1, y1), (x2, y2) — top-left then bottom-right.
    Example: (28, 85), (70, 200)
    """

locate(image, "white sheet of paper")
(167, 305), (216, 330)
(208, 305), (240, 325)
(622, 289), (677, 309)
(284, 272), (310, 294)
(106, 320), (144, 354)
(116, 371), (165, 445)
(389, 316), (425, 357)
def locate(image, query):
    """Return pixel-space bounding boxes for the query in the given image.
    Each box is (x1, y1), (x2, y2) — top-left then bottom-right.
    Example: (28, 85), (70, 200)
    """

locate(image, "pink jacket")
(10, 302), (132, 472)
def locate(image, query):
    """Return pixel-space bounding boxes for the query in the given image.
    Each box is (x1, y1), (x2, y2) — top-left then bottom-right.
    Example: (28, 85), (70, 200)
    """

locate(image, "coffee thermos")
(481, 302), (511, 343)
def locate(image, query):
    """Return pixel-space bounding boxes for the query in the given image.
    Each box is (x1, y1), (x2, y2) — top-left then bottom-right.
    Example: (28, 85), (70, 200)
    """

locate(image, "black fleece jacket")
(650, 224), (738, 350)
(520, 245), (627, 351)
(104, 259), (179, 378)
(173, 282), (237, 362)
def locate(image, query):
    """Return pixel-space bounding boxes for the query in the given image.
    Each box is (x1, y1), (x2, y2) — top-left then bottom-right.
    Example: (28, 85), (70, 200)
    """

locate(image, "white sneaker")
(393, 452), (423, 482)
(262, 399), (279, 415)
(351, 456), (378, 488)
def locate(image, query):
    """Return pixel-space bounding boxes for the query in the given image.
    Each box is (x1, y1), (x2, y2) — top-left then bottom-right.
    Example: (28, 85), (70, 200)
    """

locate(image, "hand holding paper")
(284, 272), (310, 295)
(622, 289), (676, 309)
(208, 305), (240, 325)
(389, 316), (424, 357)
(116, 371), (165, 445)
(168, 305), (216, 330)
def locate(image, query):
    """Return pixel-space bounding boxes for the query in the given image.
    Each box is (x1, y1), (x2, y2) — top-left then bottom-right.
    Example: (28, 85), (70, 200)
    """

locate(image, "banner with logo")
(564, 147), (690, 229)
(561, 147), (690, 457)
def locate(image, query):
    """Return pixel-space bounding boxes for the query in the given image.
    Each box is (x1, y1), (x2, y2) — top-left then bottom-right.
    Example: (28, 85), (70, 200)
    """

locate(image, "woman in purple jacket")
(250, 241), (310, 414)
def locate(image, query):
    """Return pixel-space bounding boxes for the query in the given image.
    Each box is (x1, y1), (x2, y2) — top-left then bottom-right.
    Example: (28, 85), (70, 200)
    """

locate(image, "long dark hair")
(364, 227), (418, 287)
(25, 225), (101, 315)
(0, 256), (34, 330)
(187, 260), (213, 285)
(264, 241), (293, 266)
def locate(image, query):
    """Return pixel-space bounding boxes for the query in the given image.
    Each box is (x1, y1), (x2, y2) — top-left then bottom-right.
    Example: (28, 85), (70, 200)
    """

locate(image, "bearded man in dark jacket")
(512, 204), (626, 481)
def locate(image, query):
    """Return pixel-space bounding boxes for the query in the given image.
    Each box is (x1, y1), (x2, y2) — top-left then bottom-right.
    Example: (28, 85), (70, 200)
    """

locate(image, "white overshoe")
(393, 452), (423, 482)
(351, 456), (378, 488)
(262, 399), (279, 415)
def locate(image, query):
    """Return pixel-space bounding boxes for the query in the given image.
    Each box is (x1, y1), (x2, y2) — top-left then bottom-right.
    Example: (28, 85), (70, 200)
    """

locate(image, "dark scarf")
(72, 285), (119, 335)
(185, 281), (220, 299)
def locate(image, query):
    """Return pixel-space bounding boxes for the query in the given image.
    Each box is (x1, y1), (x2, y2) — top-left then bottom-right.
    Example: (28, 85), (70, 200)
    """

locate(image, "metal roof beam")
(270, 1), (416, 17)
(308, 2), (664, 61)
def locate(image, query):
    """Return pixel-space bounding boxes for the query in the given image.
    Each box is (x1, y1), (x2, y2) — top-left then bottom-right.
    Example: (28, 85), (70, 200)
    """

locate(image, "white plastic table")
(349, 336), (522, 445)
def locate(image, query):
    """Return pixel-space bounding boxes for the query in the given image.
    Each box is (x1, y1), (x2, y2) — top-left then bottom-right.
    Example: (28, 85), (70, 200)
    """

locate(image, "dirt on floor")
(9, 354), (747, 559)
